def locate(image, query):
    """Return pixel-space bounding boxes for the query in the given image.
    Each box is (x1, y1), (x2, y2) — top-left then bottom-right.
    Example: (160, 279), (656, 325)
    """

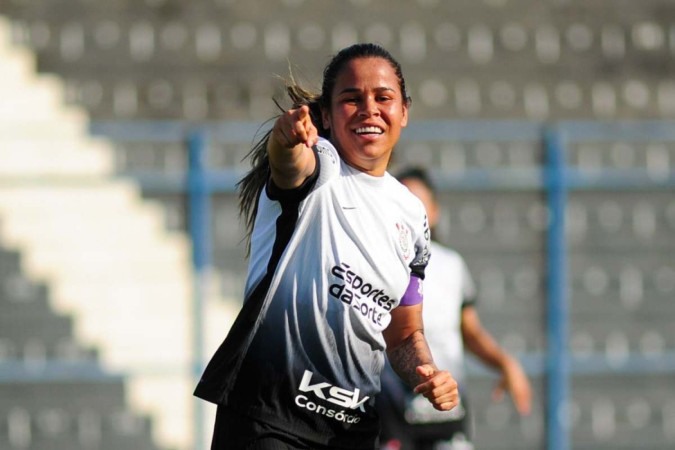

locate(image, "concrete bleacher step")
(0, 138), (114, 175)
(0, 380), (162, 450)
(0, 16), (238, 450)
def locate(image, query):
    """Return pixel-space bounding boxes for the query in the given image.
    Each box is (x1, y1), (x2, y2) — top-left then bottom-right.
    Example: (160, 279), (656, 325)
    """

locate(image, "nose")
(358, 96), (379, 117)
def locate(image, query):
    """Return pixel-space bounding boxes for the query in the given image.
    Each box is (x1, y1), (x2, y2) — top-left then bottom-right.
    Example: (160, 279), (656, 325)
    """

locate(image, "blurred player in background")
(194, 44), (459, 450)
(377, 166), (532, 450)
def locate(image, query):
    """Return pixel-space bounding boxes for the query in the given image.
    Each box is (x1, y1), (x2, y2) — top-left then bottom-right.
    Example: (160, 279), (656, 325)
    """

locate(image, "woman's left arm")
(383, 304), (459, 411)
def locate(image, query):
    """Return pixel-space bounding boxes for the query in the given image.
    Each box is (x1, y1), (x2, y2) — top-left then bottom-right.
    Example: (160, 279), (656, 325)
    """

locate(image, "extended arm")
(384, 304), (458, 411)
(268, 105), (318, 189)
(461, 305), (532, 415)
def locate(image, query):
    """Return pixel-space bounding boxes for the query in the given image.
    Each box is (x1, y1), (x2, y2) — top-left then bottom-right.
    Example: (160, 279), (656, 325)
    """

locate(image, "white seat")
(488, 80), (517, 111)
(93, 20), (122, 50)
(604, 331), (630, 365)
(263, 23), (290, 61)
(160, 21), (189, 52)
(7, 408), (32, 449)
(591, 398), (617, 440)
(35, 408), (70, 438)
(229, 21), (257, 51)
(591, 82), (618, 117)
(467, 24), (494, 64)
(76, 410), (102, 447)
(596, 200), (624, 233)
(609, 142), (637, 168)
(296, 23), (327, 51)
(129, 21), (155, 62)
(438, 143), (467, 172)
(625, 397), (652, 429)
(418, 78), (449, 108)
(112, 81), (139, 117)
(600, 24), (626, 59)
(638, 330), (665, 357)
(433, 22), (462, 52)
(622, 79), (651, 111)
(631, 21), (665, 52)
(619, 265), (644, 309)
(566, 23), (594, 52)
(400, 22), (427, 63)
(570, 330), (595, 357)
(555, 80), (584, 111)
(582, 265), (610, 296)
(499, 22), (528, 52)
(656, 81), (675, 116)
(523, 82), (549, 118)
(454, 79), (482, 115)
(646, 143), (671, 179)
(632, 201), (656, 240)
(458, 202), (487, 233)
(663, 400), (675, 440)
(534, 24), (561, 64)
(59, 23), (85, 61)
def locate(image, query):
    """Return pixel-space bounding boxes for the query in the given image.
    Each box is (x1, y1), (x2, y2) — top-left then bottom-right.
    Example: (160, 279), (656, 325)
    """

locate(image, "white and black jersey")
(195, 138), (431, 449)
(422, 241), (476, 387)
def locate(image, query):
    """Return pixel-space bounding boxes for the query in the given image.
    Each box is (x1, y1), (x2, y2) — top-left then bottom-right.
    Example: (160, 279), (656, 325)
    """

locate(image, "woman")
(377, 167), (532, 450)
(195, 43), (459, 450)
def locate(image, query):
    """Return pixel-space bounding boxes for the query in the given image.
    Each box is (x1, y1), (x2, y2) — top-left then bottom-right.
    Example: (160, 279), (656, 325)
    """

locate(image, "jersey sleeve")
(400, 205), (431, 306)
(266, 137), (339, 202)
(399, 273), (423, 306)
(410, 210), (431, 280)
(312, 137), (341, 188)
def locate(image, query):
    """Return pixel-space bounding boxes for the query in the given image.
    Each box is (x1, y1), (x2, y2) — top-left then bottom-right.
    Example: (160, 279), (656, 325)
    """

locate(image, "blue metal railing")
(187, 129), (211, 450)
(544, 126), (569, 450)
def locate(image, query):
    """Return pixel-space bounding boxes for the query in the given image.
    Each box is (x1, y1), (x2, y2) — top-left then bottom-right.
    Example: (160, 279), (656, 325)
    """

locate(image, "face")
(400, 178), (439, 229)
(321, 57), (409, 176)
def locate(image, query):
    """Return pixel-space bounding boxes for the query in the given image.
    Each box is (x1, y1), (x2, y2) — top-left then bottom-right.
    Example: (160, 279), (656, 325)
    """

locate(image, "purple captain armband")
(399, 273), (423, 306)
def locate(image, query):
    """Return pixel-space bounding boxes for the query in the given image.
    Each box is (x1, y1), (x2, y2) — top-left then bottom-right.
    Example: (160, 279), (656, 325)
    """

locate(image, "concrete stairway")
(0, 16), (236, 450)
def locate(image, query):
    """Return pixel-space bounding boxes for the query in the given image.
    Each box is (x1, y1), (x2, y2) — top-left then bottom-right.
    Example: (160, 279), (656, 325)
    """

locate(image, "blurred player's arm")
(461, 305), (532, 415)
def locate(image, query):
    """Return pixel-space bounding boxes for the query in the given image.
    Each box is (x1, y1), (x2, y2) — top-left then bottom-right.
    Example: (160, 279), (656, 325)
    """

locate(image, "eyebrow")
(337, 86), (396, 95)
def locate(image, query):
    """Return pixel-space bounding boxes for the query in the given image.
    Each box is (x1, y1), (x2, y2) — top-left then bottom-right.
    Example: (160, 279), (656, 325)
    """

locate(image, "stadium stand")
(0, 245), (162, 450)
(0, 0), (674, 449)
(0, 15), (238, 450)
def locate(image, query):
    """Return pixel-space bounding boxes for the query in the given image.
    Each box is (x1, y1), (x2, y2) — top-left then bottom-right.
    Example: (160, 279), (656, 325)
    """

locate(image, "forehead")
(333, 57), (399, 89)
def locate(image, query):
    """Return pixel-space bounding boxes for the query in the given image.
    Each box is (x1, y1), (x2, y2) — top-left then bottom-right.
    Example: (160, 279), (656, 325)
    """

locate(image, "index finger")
(292, 105), (316, 145)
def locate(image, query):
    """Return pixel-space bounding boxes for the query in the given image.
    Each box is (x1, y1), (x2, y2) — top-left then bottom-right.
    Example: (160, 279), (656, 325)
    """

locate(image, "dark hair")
(238, 43), (410, 255)
(319, 42), (411, 112)
(395, 166), (437, 199)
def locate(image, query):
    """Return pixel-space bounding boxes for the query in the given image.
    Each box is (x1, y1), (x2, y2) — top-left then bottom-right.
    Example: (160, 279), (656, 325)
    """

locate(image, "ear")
(321, 108), (330, 130)
(427, 200), (440, 229)
(401, 102), (409, 127)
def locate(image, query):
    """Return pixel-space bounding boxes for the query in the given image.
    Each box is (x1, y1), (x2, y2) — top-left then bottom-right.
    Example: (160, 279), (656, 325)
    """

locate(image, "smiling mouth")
(354, 126), (384, 135)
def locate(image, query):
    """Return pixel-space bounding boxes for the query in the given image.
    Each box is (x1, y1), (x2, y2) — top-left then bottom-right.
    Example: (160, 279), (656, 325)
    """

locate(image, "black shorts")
(210, 406), (374, 450)
(377, 394), (472, 450)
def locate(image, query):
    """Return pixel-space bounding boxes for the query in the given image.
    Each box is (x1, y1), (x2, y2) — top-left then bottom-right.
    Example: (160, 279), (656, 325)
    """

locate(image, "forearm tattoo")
(386, 330), (437, 388)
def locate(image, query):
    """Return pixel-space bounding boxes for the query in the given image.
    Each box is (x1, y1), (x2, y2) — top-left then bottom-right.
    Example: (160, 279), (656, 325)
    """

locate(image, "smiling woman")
(194, 43), (459, 450)
(321, 57), (409, 176)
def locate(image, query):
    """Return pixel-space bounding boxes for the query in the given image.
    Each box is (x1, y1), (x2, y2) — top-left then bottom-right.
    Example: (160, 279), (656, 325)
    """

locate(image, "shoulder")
(429, 242), (464, 267)
(312, 137), (341, 185)
(314, 137), (339, 161)
(384, 174), (427, 214)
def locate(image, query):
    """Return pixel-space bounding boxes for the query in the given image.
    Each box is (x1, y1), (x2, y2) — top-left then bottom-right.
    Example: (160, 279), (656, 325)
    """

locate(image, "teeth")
(355, 126), (382, 134)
